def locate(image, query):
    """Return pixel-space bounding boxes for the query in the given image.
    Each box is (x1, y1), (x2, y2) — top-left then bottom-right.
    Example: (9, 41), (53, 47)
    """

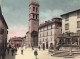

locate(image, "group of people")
(6, 45), (17, 56)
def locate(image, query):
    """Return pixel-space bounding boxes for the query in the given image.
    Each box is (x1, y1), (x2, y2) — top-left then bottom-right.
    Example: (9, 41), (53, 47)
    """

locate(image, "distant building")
(38, 18), (62, 49)
(0, 6), (8, 56)
(28, 0), (39, 47)
(9, 37), (23, 47)
(61, 9), (80, 33)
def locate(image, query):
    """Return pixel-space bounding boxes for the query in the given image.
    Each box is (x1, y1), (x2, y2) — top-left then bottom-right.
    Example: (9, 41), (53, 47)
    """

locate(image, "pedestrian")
(38, 46), (40, 50)
(7, 47), (9, 54)
(15, 47), (17, 52)
(11, 47), (14, 56)
(21, 47), (23, 55)
(34, 49), (38, 59)
(32, 46), (34, 50)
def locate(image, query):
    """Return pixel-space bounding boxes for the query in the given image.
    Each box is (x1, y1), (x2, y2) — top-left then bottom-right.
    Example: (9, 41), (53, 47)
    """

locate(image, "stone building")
(58, 9), (80, 47)
(38, 18), (62, 49)
(56, 9), (80, 55)
(0, 6), (8, 57)
(9, 37), (24, 47)
(61, 9), (80, 33)
(28, 0), (39, 47)
(59, 9), (80, 47)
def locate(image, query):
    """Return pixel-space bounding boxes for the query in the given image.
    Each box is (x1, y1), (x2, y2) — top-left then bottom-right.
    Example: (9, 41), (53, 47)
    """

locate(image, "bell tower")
(29, 0), (39, 47)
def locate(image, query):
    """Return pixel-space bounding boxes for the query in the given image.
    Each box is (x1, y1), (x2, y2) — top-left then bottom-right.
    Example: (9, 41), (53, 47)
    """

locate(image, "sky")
(0, 0), (80, 39)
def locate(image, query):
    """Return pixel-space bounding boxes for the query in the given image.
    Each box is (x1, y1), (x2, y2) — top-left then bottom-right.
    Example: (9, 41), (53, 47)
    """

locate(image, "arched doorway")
(46, 42), (48, 49)
(50, 43), (54, 49)
(43, 43), (45, 50)
(31, 31), (38, 47)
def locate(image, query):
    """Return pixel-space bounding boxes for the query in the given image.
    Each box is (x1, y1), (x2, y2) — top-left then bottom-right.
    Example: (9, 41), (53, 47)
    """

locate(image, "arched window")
(36, 8), (38, 12)
(33, 7), (35, 11)
(36, 15), (37, 19)
(33, 14), (35, 19)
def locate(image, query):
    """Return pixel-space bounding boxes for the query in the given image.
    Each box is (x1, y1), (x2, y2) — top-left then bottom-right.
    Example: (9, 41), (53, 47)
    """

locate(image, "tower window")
(33, 14), (35, 19)
(33, 7), (35, 11)
(36, 8), (38, 12)
(36, 15), (37, 19)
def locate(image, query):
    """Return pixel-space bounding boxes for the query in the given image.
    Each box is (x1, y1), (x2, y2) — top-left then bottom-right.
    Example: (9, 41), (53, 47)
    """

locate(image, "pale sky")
(1, 0), (80, 39)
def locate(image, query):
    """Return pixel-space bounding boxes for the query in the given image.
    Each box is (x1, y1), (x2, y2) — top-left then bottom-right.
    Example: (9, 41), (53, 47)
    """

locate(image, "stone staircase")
(51, 50), (69, 57)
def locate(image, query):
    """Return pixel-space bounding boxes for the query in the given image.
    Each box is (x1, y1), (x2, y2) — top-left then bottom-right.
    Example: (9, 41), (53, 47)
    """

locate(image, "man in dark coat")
(11, 47), (14, 56)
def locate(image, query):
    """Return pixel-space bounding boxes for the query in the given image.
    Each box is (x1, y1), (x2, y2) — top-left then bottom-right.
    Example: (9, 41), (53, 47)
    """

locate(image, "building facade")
(9, 37), (24, 47)
(61, 9), (80, 33)
(28, 0), (39, 47)
(38, 18), (62, 49)
(0, 6), (8, 57)
(55, 9), (80, 52)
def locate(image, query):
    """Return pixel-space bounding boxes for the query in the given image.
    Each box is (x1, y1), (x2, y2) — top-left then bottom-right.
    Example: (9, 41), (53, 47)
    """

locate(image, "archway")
(46, 42), (48, 49)
(31, 31), (38, 47)
(50, 43), (54, 49)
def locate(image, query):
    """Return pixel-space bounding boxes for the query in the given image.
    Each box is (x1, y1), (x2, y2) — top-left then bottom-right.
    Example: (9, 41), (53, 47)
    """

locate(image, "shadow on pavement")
(5, 51), (17, 59)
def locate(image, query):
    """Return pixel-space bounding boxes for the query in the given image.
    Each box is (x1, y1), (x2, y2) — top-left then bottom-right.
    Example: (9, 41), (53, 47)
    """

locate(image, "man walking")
(34, 49), (38, 59)
(6, 47), (10, 54)
(11, 47), (14, 56)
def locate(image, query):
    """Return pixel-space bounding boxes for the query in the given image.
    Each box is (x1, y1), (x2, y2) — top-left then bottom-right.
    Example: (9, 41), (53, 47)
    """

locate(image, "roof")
(10, 37), (23, 40)
(29, 0), (39, 6)
(39, 17), (62, 29)
(0, 6), (8, 29)
(61, 9), (80, 17)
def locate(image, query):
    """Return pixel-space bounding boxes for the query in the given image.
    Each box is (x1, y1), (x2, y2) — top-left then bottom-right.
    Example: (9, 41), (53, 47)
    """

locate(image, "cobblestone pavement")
(5, 47), (80, 59)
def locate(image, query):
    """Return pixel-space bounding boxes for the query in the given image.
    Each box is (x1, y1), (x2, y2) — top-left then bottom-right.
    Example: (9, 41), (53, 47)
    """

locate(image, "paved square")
(5, 47), (80, 59)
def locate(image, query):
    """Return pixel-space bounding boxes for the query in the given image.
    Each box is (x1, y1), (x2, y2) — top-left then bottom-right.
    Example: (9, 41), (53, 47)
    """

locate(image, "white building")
(56, 9), (80, 53)
(38, 18), (62, 49)
(61, 9), (80, 33)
